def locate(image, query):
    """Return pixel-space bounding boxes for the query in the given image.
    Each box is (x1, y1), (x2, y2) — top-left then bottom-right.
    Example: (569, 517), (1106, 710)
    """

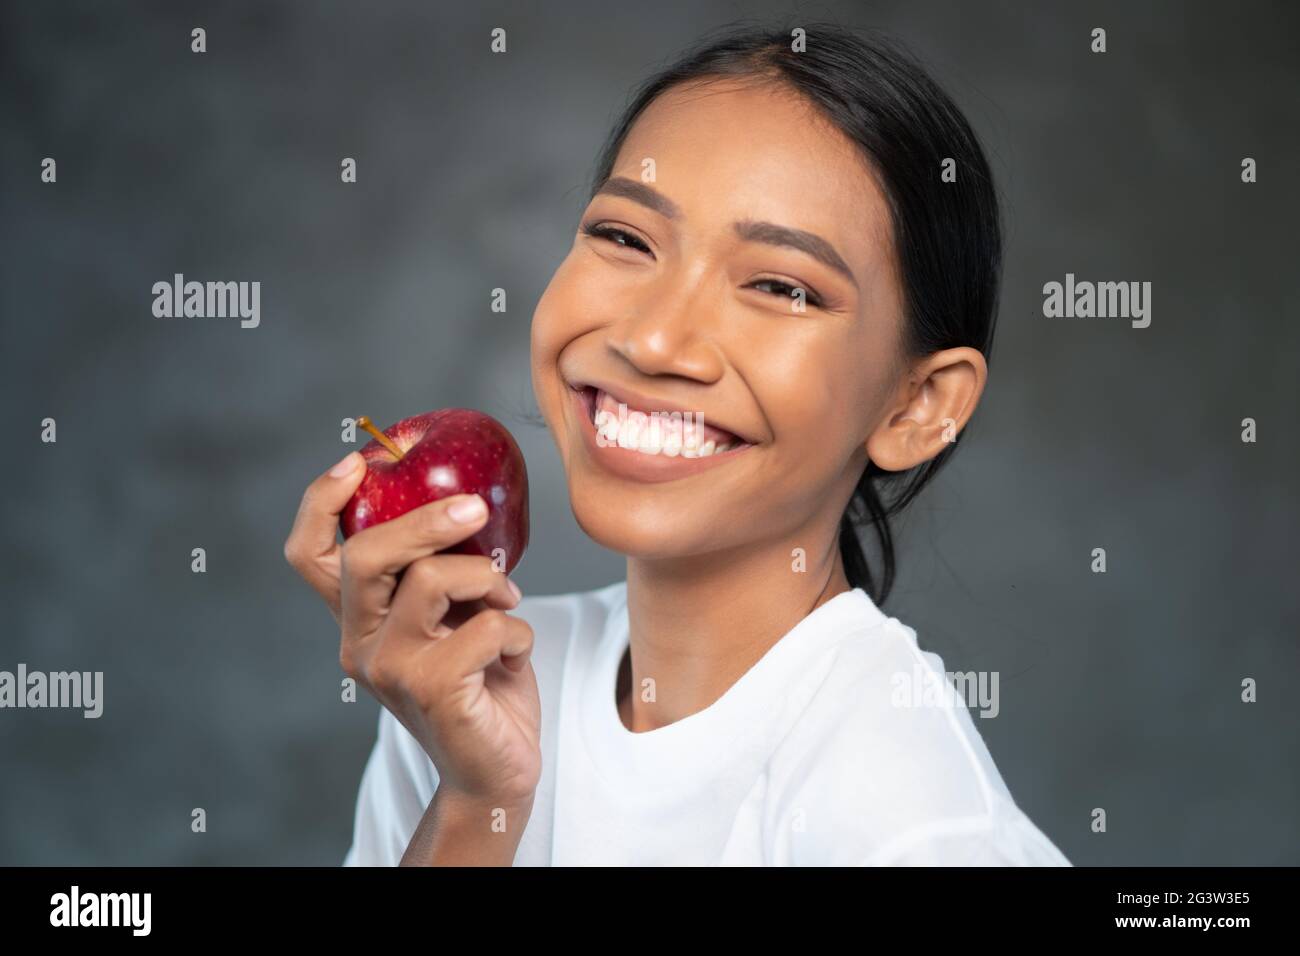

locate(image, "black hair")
(588, 21), (1003, 608)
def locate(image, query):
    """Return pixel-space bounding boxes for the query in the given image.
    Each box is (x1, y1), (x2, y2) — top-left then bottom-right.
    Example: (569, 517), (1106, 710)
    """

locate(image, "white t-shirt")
(341, 580), (1071, 866)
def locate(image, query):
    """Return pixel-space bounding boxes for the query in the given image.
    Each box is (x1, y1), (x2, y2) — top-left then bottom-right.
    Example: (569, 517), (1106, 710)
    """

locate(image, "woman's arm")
(400, 789), (534, 866)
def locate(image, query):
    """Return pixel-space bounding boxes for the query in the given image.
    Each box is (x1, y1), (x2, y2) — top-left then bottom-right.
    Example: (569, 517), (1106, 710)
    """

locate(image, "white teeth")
(590, 392), (746, 459)
(638, 417), (664, 453)
(617, 411), (643, 449)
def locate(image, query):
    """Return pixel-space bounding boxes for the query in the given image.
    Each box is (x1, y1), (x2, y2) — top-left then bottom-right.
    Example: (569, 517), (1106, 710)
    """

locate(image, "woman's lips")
(568, 385), (755, 483)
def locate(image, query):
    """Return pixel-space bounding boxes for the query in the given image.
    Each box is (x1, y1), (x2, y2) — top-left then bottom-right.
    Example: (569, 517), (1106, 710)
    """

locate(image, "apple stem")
(356, 415), (404, 461)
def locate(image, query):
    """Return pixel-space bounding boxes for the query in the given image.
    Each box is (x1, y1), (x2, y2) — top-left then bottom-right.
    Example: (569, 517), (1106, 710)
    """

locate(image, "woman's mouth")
(581, 385), (750, 457)
(568, 383), (756, 482)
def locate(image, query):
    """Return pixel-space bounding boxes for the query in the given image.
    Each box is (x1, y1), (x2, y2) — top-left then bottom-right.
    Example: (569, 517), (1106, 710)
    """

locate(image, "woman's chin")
(567, 491), (728, 562)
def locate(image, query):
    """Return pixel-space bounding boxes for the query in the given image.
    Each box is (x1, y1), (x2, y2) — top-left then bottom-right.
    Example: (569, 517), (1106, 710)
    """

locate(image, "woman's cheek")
(534, 259), (604, 354)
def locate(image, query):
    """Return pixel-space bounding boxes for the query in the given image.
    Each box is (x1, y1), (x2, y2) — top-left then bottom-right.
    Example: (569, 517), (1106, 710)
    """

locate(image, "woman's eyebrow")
(593, 176), (856, 288)
(594, 176), (681, 219)
(733, 220), (857, 288)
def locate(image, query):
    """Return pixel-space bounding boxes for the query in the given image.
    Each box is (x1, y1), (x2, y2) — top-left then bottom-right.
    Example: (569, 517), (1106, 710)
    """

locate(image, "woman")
(286, 22), (1071, 866)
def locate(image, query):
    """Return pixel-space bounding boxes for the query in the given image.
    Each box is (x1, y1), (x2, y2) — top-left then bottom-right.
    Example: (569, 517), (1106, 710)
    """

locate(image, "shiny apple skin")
(340, 409), (529, 574)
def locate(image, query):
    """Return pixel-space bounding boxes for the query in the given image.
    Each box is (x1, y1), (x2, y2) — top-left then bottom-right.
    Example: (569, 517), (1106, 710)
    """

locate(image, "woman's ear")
(865, 346), (988, 472)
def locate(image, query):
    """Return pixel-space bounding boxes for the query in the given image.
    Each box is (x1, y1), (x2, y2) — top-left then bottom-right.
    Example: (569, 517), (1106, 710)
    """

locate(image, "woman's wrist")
(400, 787), (534, 866)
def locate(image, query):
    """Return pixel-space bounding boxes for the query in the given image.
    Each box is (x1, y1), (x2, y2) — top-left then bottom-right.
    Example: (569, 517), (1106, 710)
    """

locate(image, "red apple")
(340, 410), (529, 573)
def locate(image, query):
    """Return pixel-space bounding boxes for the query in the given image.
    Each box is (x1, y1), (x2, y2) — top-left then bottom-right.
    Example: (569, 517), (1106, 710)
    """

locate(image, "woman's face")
(531, 78), (910, 561)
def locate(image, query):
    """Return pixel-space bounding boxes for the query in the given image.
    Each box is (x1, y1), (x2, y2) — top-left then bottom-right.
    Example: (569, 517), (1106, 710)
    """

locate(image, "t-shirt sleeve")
(341, 706), (439, 866)
(861, 815), (1072, 867)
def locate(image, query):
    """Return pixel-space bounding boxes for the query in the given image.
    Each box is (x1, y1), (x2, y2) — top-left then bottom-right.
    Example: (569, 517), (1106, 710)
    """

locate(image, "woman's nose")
(606, 280), (725, 382)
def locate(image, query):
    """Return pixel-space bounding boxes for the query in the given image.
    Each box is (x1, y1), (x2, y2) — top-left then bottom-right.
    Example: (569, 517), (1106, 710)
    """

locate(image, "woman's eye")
(581, 222), (652, 255)
(750, 278), (823, 309)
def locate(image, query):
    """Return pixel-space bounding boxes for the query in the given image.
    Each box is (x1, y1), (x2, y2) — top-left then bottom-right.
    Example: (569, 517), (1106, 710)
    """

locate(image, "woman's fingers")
(385, 555), (521, 641)
(284, 451), (368, 614)
(438, 608), (536, 678)
(338, 493), (491, 639)
(340, 493), (490, 579)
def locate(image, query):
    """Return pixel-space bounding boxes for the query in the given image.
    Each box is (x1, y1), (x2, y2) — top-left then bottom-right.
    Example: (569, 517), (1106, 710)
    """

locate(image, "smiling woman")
(318, 21), (1070, 867)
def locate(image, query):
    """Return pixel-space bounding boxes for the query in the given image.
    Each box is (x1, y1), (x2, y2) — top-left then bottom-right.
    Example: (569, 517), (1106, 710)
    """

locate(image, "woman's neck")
(617, 530), (852, 733)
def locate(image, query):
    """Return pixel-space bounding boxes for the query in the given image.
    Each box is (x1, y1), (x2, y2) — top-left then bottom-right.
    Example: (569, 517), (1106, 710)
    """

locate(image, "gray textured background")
(2, 0), (1297, 865)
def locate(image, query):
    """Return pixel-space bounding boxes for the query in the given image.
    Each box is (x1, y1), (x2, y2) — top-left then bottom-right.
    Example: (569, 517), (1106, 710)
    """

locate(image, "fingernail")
(330, 451), (362, 477)
(507, 578), (522, 602)
(448, 495), (486, 523)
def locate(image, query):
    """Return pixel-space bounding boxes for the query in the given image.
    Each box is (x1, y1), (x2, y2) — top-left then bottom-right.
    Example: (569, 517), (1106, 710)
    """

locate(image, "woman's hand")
(284, 451), (542, 815)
